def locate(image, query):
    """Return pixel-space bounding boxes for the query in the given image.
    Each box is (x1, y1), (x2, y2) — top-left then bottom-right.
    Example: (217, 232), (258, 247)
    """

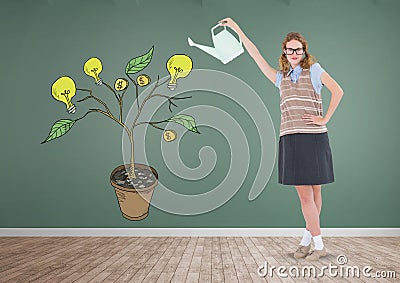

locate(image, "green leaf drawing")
(167, 114), (200, 133)
(41, 119), (75, 144)
(125, 46), (154, 74)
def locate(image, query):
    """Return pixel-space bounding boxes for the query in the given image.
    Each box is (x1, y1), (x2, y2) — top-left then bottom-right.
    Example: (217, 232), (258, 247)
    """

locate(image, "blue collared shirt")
(275, 63), (326, 95)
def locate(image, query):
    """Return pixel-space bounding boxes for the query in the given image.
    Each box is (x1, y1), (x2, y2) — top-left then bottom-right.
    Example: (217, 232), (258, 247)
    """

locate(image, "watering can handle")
(211, 23), (242, 46)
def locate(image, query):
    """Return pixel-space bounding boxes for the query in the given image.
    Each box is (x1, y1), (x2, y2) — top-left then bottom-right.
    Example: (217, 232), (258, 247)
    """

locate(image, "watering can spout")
(188, 24), (244, 64)
(187, 37), (220, 60)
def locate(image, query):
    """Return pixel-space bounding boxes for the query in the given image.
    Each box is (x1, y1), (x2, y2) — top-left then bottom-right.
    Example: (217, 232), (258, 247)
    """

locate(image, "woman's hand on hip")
(302, 114), (328, 126)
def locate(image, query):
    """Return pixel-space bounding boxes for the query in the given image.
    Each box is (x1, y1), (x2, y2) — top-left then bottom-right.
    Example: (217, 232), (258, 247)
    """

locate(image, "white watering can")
(188, 23), (244, 64)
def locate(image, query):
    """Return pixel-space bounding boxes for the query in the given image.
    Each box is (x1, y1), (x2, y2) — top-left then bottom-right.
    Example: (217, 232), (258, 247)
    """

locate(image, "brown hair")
(279, 32), (316, 76)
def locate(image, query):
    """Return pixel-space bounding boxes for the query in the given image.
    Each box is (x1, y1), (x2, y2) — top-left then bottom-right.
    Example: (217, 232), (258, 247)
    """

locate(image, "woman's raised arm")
(218, 18), (278, 85)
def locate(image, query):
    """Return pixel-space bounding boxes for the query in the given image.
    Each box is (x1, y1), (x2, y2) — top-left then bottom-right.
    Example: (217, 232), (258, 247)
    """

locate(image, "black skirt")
(278, 132), (334, 185)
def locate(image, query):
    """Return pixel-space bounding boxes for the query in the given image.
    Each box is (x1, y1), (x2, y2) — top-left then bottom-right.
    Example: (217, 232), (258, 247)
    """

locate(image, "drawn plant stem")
(75, 76), (191, 179)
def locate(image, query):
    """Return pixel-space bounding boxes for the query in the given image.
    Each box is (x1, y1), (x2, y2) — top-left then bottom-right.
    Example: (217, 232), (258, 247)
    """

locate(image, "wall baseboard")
(1, 228), (399, 237)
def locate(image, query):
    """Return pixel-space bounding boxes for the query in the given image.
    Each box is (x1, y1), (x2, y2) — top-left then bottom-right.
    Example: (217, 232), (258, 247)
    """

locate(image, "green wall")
(1, 0), (399, 227)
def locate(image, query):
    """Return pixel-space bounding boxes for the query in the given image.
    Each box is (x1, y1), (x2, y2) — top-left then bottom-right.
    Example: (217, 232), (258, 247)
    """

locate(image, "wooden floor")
(0, 237), (398, 282)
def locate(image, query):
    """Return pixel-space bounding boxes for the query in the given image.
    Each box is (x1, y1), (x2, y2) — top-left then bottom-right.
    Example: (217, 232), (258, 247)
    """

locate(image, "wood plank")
(142, 237), (183, 282)
(220, 237), (239, 283)
(75, 237), (139, 283)
(247, 237), (279, 282)
(0, 237), (46, 254)
(199, 237), (212, 282)
(0, 237), (83, 273)
(235, 237), (268, 283)
(128, 237), (175, 282)
(0, 236), (398, 283)
(170, 237), (198, 282)
(34, 237), (107, 283)
(334, 237), (396, 283)
(186, 237), (203, 282)
(211, 237), (224, 282)
(58, 237), (129, 283)
(116, 237), (169, 282)
(1, 237), (91, 282)
(251, 237), (284, 283)
(226, 237), (254, 282)
(156, 237), (190, 283)
(46, 237), (140, 283)
(96, 238), (149, 283)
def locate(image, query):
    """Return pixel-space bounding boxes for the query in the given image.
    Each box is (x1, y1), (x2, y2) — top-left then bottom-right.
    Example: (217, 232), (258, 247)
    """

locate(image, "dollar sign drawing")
(139, 77), (145, 86)
(163, 130), (176, 142)
(117, 81), (123, 90)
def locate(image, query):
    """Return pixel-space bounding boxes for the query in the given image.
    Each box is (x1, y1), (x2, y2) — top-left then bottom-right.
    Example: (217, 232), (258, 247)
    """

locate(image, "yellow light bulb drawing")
(84, 57), (103, 85)
(166, 54), (192, 90)
(51, 76), (77, 114)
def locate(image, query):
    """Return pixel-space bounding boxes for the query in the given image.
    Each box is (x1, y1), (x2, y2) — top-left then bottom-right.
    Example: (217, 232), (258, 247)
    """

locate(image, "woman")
(218, 18), (343, 261)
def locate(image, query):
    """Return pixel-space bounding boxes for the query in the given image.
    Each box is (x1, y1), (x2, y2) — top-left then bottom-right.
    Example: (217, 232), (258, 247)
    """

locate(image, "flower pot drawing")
(110, 164), (158, 220)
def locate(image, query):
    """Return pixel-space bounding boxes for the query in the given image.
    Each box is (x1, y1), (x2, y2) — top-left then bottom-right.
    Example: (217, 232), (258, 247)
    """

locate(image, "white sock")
(313, 234), (324, 250)
(299, 229), (312, 246)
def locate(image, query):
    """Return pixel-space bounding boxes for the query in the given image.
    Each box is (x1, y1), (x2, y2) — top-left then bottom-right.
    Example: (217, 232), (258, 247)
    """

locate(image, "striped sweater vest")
(279, 68), (328, 137)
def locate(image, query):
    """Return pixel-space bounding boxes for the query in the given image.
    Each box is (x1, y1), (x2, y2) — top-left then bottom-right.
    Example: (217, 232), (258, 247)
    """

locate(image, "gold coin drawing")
(163, 130), (177, 142)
